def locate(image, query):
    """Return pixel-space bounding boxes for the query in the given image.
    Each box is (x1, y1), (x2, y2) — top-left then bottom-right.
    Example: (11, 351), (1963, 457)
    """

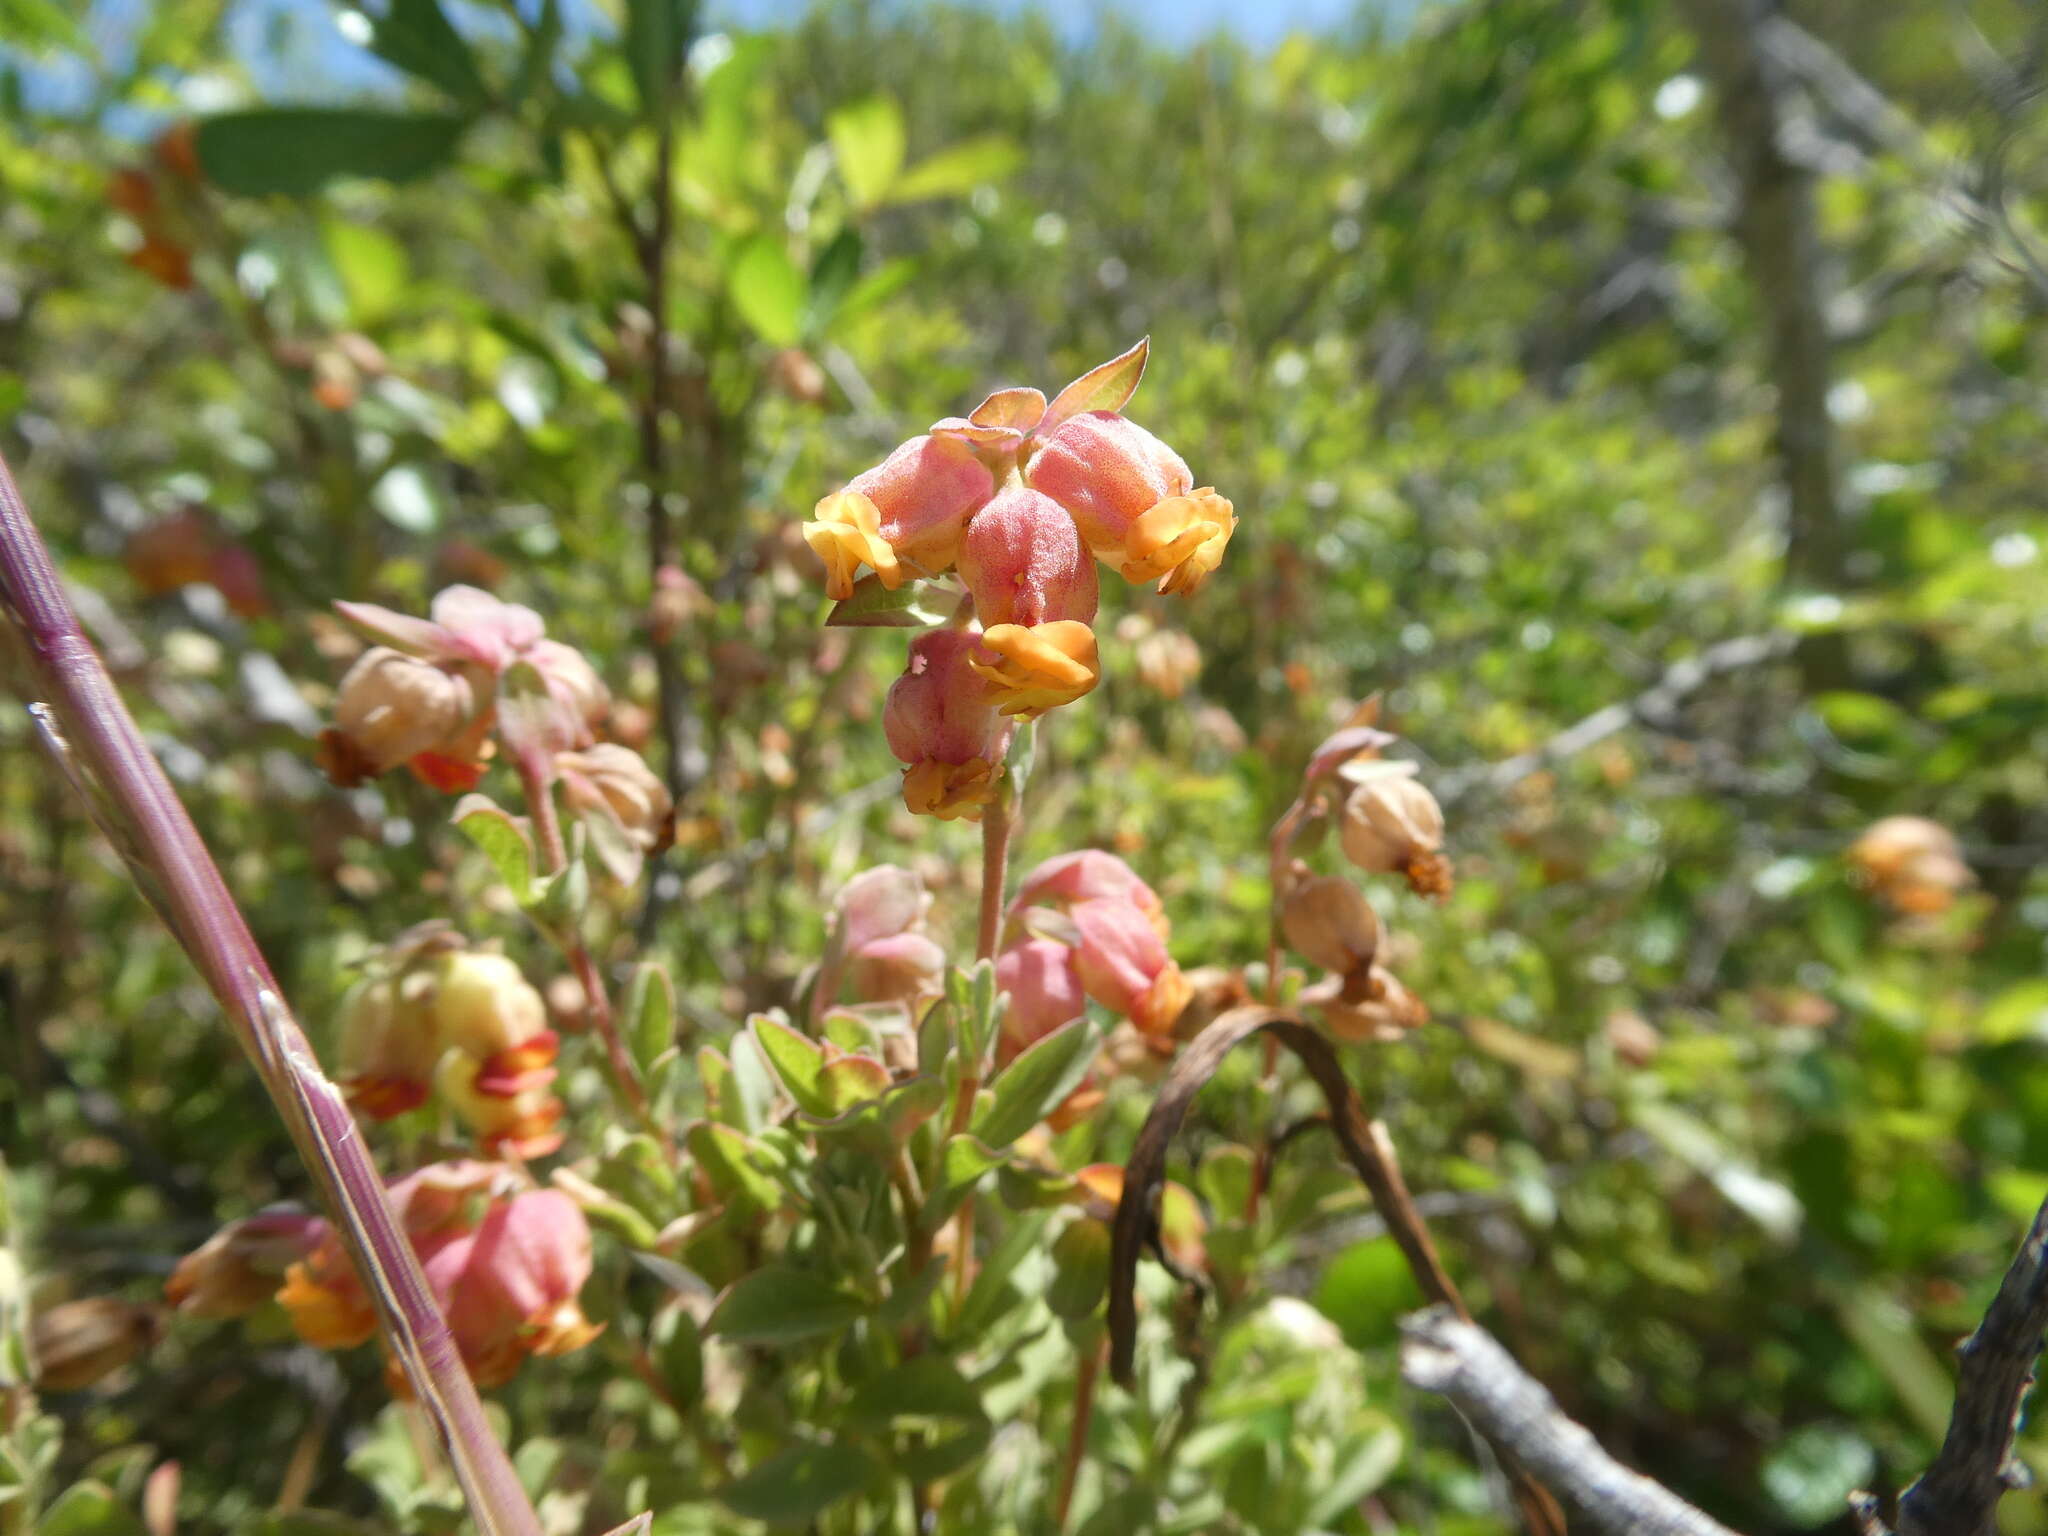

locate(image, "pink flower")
(833, 866), (946, 1004)
(1011, 850), (1165, 933)
(995, 937), (1088, 1047)
(803, 435), (995, 599)
(883, 629), (1009, 821)
(1069, 898), (1191, 1038)
(956, 488), (1099, 629)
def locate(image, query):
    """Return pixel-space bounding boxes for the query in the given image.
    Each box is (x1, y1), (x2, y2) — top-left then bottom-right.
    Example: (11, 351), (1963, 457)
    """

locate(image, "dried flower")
(1314, 965), (1428, 1044)
(1338, 763), (1451, 898)
(884, 629), (1008, 821)
(165, 1207), (319, 1319)
(335, 961), (447, 1121)
(557, 743), (673, 885)
(327, 647), (486, 782)
(1280, 874), (1381, 978)
(31, 1298), (161, 1392)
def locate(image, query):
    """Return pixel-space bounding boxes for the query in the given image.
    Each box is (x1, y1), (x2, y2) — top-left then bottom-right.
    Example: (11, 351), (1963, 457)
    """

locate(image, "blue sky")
(15, 0), (1392, 118)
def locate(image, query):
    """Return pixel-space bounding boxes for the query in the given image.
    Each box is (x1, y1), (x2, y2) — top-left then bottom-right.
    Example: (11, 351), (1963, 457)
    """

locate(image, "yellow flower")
(970, 621), (1101, 718)
(802, 491), (900, 600)
(902, 757), (1003, 821)
(1119, 490), (1236, 596)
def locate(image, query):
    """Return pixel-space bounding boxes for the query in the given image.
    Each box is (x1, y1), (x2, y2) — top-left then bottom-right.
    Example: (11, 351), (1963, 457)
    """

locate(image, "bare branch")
(1400, 1306), (1745, 1536)
(1896, 1193), (2048, 1536)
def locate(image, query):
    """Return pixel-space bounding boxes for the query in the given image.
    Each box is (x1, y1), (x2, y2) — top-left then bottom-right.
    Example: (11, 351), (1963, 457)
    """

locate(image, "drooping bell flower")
(804, 434), (995, 599)
(1847, 815), (1974, 916)
(1025, 412), (1236, 597)
(443, 1189), (602, 1389)
(430, 950), (564, 1157)
(165, 1207), (320, 1319)
(1010, 850), (1165, 934)
(995, 937), (1088, 1048)
(832, 866), (946, 1006)
(1069, 898), (1191, 1038)
(30, 1298), (161, 1393)
(335, 954), (449, 1121)
(883, 628), (1010, 821)
(1338, 761), (1451, 898)
(325, 647), (490, 785)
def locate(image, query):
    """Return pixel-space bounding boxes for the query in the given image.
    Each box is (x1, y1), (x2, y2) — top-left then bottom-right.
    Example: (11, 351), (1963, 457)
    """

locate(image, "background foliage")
(3, 0), (2047, 1532)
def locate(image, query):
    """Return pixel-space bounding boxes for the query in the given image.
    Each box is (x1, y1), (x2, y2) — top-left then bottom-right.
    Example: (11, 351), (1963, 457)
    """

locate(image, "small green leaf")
(686, 1122), (781, 1214)
(1047, 1218), (1112, 1319)
(624, 962), (677, 1077)
(825, 573), (947, 629)
(922, 1134), (1007, 1226)
(805, 1076), (944, 1156)
(717, 1442), (875, 1524)
(827, 95), (906, 207)
(888, 135), (1021, 203)
(38, 1484), (144, 1536)
(452, 794), (536, 901)
(841, 1355), (986, 1429)
(197, 110), (469, 197)
(653, 1307), (703, 1405)
(972, 1015), (1099, 1149)
(707, 1265), (867, 1346)
(807, 228), (863, 327)
(365, 0), (491, 107)
(323, 218), (410, 322)
(623, 0), (690, 115)
(751, 1015), (832, 1116)
(727, 234), (807, 347)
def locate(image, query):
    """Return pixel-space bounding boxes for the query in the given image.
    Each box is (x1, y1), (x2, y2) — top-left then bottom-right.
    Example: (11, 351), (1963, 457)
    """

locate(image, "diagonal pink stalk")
(0, 449), (542, 1536)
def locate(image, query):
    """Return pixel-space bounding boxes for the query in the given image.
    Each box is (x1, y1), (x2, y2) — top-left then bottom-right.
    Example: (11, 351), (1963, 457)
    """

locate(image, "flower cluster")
(318, 584), (612, 794)
(805, 340), (1236, 820)
(995, 851), (1192, 1122)
(336, 931), (566, 1158)
(270, 1162), (599, 1390)
(1280, 719), (1448, 1043)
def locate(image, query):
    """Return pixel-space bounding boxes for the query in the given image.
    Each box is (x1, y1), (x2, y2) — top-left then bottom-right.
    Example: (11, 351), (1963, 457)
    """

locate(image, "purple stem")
(0, 449), (542, 1536)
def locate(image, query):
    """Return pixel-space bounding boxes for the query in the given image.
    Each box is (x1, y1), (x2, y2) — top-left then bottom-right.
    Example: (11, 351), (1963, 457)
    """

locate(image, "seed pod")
(1339, 766), (1451, 897)
(1281, 875), (1380, 977)
(31, 1297), (160, 1392)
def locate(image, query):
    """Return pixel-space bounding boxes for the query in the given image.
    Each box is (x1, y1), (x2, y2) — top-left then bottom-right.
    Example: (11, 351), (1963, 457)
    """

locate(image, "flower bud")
(834, 866), (947, 1004)
(439, 1053), (566, 1158)
(451, 1189), (601, 1388)
(165, 1207), (320, 1319)
(884, 629), (1007, 821)
(1338, 765), (1451, 897)
(1026, 412), (1236, 595)
(529, 639), (609, 750)
(971, 620), (1100, 718)
(31, 1298), (161, 1392)
(996, 937), (1088, 1046)
(1071, 898), (1190, 1037)
(1280, 875), (1380, 977)
(1134, 628), (1202, 698)
(805, 435), (994, 598)
(327, 646), (483, 781)
(956, 488), (1099, 628)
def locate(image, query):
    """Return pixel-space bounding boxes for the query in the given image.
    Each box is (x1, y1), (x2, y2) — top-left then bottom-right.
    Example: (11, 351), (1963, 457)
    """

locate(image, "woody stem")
(512, 748), (661, 1145)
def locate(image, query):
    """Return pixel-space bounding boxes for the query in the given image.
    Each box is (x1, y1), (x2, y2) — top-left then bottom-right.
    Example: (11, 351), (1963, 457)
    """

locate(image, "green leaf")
(451, 794), (536, 901)
(841, 1355), (986, 1430)
(1313, 1238), (1423, 1349)
(888, 135), (1021, 203)
(717, 1442), (875, 1524)
(653, 1307), (703, 1406)
(1305, 1421), (1405, 1523)
(825, 574), (947, 629)
(950, 1210), (1049, 1343)
(365, 0), (491, 107)
(623, 0), (692, 115)
(751, 1016), (832, 1116)
(922, 1134), (1007, 1226)
(39, 1484), (144, 1536)
(1047, 1217), (1113, 1319)
(323, 218), (410, 323)
(706, 1264), (866, 1345)
(804, 1075), (945, 1156)
(828, 95), (906, 207)
(196, 110), (469, 197)
(1978, 979), (2048, 1044)
(972, 1015), (1099, 1149)
(685, 1122), (782, 1214)
(624, 963), (677, 1077)
(726, 234), (807, 347)
(807, 228), (863, 327)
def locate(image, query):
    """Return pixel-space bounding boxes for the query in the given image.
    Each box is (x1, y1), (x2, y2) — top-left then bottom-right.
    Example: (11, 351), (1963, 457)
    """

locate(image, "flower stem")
(976, 788), (1013, 963)
(1054, 1334), (1104, 1532)
(0, 449), (542, 1536)
(510, 748), (662, 1147)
